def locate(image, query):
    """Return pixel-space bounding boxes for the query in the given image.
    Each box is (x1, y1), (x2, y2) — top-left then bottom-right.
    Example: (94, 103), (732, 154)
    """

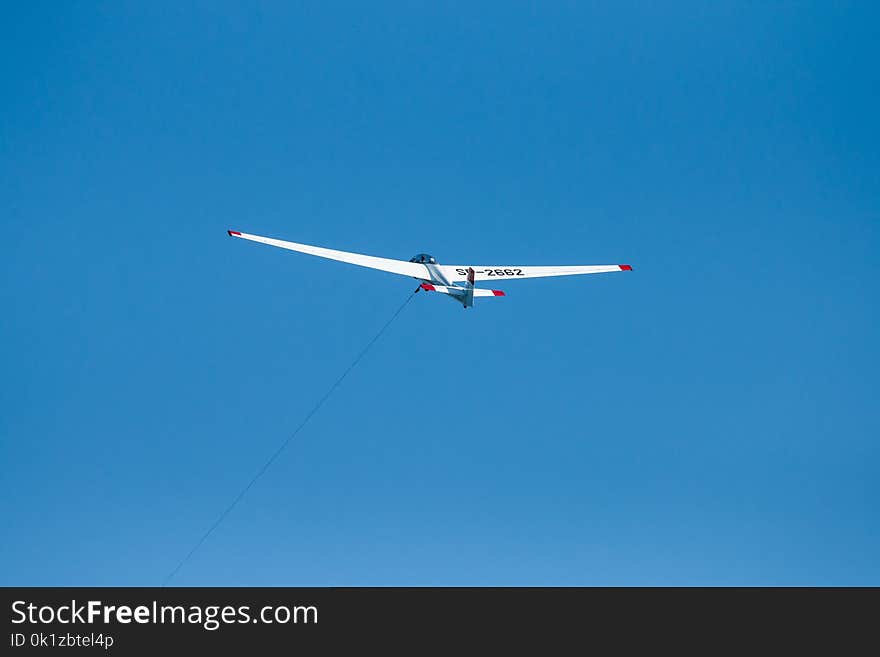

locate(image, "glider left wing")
(227, 230), (428, 278)
(438, 264), (632, 282)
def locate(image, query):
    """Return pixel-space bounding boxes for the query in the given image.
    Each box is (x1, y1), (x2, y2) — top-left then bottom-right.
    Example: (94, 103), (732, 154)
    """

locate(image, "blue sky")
(1, 2), (877, 585)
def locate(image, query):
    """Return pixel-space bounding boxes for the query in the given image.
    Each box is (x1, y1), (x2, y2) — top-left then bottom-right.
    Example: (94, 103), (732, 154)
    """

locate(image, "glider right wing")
(227, 230), (429, 278)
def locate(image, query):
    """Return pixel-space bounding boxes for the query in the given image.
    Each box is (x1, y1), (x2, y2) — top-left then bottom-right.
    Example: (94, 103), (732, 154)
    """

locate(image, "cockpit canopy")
(409, 253), (437, 265)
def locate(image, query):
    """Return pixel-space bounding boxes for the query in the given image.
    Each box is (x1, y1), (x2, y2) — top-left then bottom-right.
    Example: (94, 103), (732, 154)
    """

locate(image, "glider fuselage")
(410, 253), (480, 308)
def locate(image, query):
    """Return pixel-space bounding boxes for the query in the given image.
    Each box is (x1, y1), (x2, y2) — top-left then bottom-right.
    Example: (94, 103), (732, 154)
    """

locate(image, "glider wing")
(227, 231), (428, 278)
(438, 264), (632, 282)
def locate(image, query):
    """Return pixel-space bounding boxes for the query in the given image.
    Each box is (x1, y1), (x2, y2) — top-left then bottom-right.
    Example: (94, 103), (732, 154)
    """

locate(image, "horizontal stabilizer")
(420, 283), (505, 297)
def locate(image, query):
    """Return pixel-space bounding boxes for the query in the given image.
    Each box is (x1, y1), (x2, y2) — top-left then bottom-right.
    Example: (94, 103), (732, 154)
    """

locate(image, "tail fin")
(463, 267), (476, 308)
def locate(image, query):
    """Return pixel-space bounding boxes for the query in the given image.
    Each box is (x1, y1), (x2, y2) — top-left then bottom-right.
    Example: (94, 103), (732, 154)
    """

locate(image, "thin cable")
(163, 288), (419, 585)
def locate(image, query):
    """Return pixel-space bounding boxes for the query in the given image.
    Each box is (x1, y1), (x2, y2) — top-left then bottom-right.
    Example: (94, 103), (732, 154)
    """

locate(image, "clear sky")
(2, 3), (877, 586)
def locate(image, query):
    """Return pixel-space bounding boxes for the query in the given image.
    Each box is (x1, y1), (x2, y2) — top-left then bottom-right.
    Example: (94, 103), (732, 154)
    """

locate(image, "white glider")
(228, 230), (632, 308)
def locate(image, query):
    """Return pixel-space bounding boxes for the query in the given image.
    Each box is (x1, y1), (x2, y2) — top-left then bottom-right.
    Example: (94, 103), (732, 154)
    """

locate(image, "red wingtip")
(228, 230), (241, 237)
(619, 264), (633, 271)
(420, 283), (436, 291)
(492, 290), (505, 296)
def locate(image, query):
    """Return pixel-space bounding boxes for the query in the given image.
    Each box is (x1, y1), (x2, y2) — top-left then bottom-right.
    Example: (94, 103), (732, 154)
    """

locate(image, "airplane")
(227, 229), (632, 308)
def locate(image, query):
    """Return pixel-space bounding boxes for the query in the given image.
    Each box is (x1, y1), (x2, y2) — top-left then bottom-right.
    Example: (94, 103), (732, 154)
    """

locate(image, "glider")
(227, 230), (632, 308)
